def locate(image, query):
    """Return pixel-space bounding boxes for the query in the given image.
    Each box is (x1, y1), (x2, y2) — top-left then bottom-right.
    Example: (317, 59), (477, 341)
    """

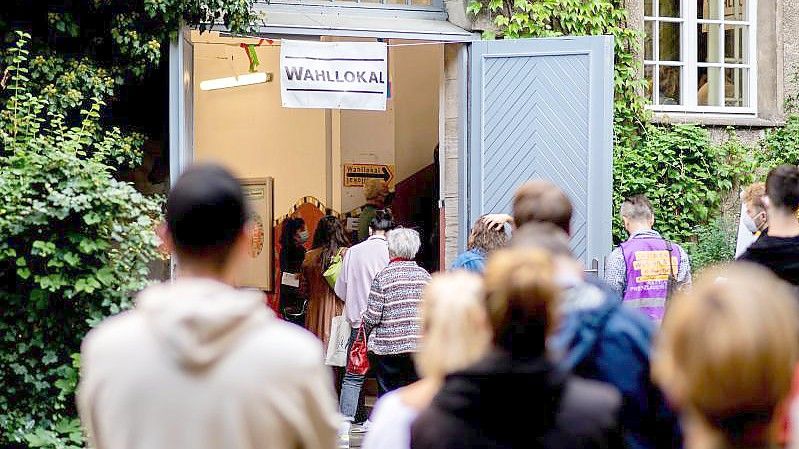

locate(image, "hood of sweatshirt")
(431, 350), (566, 443)
(136, 278), (271, 371)
(740, 234), (799, 286)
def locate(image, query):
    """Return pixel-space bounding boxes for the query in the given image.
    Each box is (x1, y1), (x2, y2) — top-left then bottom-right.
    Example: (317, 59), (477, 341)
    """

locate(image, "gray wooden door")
(467, 36), (614, 269)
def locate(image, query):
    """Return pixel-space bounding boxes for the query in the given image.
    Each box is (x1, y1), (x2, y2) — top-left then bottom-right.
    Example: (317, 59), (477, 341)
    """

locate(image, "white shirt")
(334, 235), (389, 328)
(361, 390), (419, 449)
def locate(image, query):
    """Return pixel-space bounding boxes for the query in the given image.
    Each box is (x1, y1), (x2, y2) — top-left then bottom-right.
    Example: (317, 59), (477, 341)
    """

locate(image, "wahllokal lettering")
(284, 67), (386, 84)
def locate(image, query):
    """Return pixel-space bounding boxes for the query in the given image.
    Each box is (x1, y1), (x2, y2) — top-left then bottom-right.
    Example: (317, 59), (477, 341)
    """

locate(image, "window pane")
(698, 0), (721, 19)
(658, 66), (681, 105)
(645, 0), (654, 16)
(697, 24), (722, 62)
(724, 25), (748, 64)
(660, 0), (680, 17)
(645, 21), (654, 60)
(645, 65), (655, 102)
(725, 67), (749, 107)
(698, 67), (722, 106)
(659, 22), (681, 61)
(725, 0), (747, 21)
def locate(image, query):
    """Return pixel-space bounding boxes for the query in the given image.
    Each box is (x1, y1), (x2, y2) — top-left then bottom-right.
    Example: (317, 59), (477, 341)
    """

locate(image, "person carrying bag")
(346, 326), (370, 376)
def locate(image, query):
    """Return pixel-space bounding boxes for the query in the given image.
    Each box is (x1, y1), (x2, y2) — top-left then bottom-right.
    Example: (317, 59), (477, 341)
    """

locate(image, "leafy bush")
(1, 2), (259, 446)
(758, 114), (799, 169)
(613, 124), (755, 244)
(685, 217), (738, 272)
(0, 33), (161, 446)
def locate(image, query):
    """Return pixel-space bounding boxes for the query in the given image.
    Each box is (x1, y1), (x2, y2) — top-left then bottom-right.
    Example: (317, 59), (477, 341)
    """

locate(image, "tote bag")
(325, 315), (349, 367)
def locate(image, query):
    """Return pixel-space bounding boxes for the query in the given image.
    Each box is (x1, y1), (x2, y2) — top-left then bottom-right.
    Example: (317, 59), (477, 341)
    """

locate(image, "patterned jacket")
(363, 260), (431, 355)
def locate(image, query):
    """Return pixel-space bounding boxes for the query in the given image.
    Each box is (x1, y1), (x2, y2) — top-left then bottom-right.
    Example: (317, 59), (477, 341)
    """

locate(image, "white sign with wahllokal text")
(280, 40), (388, 111)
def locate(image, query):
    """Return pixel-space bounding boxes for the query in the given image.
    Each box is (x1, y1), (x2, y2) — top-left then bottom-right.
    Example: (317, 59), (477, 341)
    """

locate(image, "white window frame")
(644, 0), (757, 115)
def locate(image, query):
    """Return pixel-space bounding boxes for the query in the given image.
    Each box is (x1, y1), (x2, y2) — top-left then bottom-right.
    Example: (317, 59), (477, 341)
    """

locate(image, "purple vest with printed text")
(620, 237), (680, 324)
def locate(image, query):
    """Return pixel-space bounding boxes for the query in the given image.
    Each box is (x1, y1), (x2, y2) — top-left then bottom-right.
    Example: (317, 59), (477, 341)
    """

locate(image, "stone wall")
(783, 0), (799, 105)
(442, 43), (464, 267)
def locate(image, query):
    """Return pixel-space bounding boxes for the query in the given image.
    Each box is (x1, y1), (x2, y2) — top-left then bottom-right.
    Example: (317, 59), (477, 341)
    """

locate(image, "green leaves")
(467, 1), (483, 15)
(1, 34), (163, 447)
(24, 418), (83, 449)
(613, 124), (757, 244)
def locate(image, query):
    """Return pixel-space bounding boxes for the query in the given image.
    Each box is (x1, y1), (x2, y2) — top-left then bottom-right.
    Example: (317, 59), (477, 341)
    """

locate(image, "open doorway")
(190, 32), (444, 282)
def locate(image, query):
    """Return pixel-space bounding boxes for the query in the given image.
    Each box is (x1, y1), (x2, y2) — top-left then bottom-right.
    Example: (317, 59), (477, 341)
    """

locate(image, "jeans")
(372, 352), (419, 398)
(339, 326), (365, 420)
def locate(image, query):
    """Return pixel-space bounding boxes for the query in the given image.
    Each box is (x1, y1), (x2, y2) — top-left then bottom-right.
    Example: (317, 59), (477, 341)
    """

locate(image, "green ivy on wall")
(613, 124), (757, 243)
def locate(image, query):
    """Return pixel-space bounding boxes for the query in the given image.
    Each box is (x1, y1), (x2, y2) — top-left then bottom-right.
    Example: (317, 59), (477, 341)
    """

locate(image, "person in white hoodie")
(77, 164), (338, 449)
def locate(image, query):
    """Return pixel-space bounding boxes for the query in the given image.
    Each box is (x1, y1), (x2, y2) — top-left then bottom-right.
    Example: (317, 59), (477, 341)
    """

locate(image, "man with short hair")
(481, 180), (573, 234)
(739, 165), (799, 286)
(512, 180), (573, 232)
(605, 194), (691, 323)
(78, 165), (337, 449)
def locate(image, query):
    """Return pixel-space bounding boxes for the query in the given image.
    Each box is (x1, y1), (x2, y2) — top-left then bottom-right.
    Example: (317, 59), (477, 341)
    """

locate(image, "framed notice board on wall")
(239, 177), (274, 291)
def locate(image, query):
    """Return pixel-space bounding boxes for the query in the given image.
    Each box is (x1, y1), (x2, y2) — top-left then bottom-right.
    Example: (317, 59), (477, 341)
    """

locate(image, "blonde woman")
(362, 272), (492, 449)
(653, 263), (799, 449)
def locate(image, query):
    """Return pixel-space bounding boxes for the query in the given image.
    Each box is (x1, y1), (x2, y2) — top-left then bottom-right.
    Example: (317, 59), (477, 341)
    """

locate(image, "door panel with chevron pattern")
(468, 36), (614, 269)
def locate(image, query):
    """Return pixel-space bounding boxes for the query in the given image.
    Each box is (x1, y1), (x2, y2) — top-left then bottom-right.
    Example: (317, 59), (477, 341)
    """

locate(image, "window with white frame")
(644, 0), (757, 113)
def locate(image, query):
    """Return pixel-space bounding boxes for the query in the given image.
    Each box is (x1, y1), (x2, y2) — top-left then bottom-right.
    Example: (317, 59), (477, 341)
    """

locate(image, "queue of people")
(77, 162), (799, 449)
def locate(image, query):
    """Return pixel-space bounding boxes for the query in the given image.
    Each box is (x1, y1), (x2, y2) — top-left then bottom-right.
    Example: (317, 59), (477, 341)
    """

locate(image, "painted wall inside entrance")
(192, 33), (328, 215)
(392, 41), (443, 183)
(191, 32), (443, 218)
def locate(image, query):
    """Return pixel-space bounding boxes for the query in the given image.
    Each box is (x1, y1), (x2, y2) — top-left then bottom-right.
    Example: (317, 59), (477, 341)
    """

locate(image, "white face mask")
(298, 230), (309, 243)
(742, 211), (765, 234)
(742, 211), (757, 233)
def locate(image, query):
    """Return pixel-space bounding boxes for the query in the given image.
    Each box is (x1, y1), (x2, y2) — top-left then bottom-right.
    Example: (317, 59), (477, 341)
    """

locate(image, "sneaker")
(351, 419), (371, 433)
(337, 420), (351, 441)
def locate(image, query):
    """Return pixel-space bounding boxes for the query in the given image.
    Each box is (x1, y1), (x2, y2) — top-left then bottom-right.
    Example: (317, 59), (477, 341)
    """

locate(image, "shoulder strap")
(567, 296), (620, 371)
(664, 240), (676, 280)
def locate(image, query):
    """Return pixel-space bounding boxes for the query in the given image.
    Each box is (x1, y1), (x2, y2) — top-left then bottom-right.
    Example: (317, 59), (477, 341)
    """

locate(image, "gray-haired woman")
(362, 228), (431, 398)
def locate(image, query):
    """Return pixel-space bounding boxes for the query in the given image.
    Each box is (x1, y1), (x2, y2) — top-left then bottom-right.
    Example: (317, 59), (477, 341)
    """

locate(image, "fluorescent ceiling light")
(200, 72), (270, 91)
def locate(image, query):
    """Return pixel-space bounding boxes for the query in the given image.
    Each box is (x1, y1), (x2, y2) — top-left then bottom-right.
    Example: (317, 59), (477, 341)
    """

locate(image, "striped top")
(362, 261), (431, 355)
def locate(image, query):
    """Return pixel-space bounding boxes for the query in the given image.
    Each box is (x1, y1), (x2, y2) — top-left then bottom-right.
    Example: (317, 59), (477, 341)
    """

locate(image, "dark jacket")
(738, 233), (799, 286)
(551, 278), (681, 449)
(410, 350), (624, 449)
(357, 204), (378, 243)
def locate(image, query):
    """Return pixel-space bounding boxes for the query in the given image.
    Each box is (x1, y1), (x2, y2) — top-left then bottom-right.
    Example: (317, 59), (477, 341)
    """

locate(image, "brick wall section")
(443, 43), (463, 267)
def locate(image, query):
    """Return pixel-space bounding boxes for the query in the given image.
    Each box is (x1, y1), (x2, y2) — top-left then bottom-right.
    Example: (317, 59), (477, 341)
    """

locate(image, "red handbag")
(346, 326), (370, 375)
